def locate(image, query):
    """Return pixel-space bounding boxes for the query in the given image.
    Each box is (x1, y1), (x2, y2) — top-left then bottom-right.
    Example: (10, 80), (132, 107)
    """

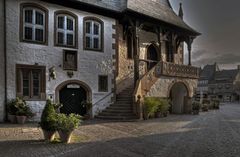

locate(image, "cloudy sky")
(170, 0), (240, 69)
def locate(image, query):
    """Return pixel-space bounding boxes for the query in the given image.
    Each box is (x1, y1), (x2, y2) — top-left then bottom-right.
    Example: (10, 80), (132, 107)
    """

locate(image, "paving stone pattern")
(0, 104), (240, 157)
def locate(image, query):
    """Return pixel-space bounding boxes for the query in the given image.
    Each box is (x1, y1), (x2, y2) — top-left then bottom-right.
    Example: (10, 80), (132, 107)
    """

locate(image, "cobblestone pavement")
(1, 103), (240, 157)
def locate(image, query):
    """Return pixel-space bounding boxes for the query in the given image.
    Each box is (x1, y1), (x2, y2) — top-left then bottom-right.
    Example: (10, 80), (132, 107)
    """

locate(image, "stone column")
(133, 22), (140, 85)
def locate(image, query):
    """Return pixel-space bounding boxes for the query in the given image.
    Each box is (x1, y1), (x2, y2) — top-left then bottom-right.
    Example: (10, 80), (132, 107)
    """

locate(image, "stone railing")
(133, 61), (199, 119)
(156, 62), (199, 79)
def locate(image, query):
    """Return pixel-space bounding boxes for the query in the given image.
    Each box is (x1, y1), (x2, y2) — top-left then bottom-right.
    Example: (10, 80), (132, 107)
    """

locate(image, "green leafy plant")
(144, 97), (160, 118)
(12, 97), (34, 117)
(56, 113), (82, 133)
(39, 100), (58, 131)
(192, 102), (200, 111)
(6, 99), (18, 115)
(202, 103), (209, 112)
(158, 99), (170, 114)
(212, 100), (220, 109)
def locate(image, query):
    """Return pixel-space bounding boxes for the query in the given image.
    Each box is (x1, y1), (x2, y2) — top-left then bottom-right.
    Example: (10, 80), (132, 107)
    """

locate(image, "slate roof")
(214, 70), (239, 83)
(200, 64), (218, 81)
(56, 0), (200, 35)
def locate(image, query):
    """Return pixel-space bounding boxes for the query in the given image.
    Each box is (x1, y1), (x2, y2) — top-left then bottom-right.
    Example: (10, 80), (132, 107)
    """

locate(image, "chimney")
(178, 3), (183, 19)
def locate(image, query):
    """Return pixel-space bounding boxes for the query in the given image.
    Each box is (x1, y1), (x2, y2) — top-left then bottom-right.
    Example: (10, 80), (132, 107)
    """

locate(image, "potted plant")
(213, 100), (220, 109)
(81, 101), (92, 119)
(144, 97), (159, 119)
(202, 103), (209, 112)
(57, 113), (82, 143)
(14, 97), (34, 124)
(6, 99), (18, 123)
(39, 100), (58, 142)
(192, 102), (200, 115)
(158, 99), (170, 117)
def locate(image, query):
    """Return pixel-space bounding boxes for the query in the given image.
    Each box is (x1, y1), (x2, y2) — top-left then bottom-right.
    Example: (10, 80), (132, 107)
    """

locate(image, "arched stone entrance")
(55, 80), (92, 116)
(147, 44), (159, 70)
(169, 82), (189, 114)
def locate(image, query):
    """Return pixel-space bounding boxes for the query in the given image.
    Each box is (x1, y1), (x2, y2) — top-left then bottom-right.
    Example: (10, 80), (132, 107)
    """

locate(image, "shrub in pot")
(202, 103), (209, 112)
(57, 113), (82, 143)
(39, 100), (58, 142)
(192, 102), (200, 115)
(144, 97), (159, 119)
(158, 99), (170, 117)
(213, 100), (220, 109)
(6, 99), (18, 123)
(14, 97), (34, 124)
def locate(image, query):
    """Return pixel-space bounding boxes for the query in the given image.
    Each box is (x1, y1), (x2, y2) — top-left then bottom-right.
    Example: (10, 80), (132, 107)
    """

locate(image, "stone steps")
(95, 86), (137, 120)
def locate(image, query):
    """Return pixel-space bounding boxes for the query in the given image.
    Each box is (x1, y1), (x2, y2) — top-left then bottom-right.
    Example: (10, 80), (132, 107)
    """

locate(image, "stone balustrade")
(155, 61), (199, 79)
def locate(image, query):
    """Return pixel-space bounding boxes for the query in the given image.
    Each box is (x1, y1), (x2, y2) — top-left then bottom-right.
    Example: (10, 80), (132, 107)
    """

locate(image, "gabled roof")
(200, 64), (218, 81)
(46, 0), (200, 36)
(215, 70), (239, 83)
(126, 0), (199, 35)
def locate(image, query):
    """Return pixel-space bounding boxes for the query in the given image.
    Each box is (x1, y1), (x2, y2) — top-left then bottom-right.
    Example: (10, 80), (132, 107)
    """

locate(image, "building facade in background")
(197, 63), (240, 102)
(0, 0), (200, 121)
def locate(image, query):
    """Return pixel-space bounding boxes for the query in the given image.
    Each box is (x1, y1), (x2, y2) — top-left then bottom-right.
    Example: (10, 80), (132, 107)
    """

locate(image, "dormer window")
(84, 17), (103, 51)
(55, 11), (78, 48)
(20, 3), (48, 44)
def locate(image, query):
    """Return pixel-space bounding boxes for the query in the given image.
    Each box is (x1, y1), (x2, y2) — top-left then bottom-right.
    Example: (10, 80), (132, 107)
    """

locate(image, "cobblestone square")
(1, 103), (240, 157)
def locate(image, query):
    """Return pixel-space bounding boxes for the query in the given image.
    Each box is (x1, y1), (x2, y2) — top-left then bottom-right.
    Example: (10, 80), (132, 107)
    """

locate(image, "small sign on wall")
(67, 84), (80, 89)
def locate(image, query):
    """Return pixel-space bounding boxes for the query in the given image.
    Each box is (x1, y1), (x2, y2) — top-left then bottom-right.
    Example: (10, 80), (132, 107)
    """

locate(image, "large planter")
(192, 110), (199, 115)
(42, 130), (56, 142)
(58, 130), (73, 143)
(16, 116), (27, 124)
(8, 114), (17, 123)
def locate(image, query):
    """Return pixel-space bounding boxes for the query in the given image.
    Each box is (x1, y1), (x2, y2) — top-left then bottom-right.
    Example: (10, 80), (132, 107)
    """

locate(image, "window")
(98, 75), (108, 92)
(63, 50), (78, 71)
(55, 11), (77, 47)
(84, 17), (103, 51)
(21, 3), (48, 44)
(127, 32), (133, 59)
(16, 64), (46, 100)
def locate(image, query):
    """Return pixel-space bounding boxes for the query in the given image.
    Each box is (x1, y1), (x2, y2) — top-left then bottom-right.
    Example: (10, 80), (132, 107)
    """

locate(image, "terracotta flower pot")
(16, 116), (27, 124)
(42, 130), (56, 142)
(58, 130), (73, 143)
(8, 114), (17, 123)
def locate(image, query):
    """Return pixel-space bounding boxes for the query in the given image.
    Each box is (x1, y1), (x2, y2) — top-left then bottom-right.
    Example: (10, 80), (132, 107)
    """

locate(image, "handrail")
(92, 91), (114, 108)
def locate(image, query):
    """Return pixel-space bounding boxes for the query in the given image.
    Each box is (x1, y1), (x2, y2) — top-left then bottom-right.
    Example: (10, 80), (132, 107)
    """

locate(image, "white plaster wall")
(6, 0), (116, 121)
(0, 0), (5, 122)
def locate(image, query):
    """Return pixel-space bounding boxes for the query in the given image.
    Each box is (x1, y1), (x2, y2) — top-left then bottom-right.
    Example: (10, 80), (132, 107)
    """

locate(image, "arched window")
(55, 11), (77, 48)
(20, 3), (48, 44)
(84, 17), (103, 51)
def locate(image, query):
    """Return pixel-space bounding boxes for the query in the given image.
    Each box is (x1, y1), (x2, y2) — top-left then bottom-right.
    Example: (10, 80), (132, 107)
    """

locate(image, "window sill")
(55, 44), (78, 49)
(21, 40), (48, 46)
(84, 48), (103, 53)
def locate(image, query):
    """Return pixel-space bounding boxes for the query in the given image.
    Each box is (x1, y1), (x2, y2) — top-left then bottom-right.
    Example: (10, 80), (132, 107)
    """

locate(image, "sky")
(169, 0), (240, 69)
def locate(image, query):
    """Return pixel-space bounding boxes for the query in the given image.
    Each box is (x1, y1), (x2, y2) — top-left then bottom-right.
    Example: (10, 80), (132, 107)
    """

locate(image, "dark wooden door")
(147, 45), (158, 70)
(60, 85), (87, 116)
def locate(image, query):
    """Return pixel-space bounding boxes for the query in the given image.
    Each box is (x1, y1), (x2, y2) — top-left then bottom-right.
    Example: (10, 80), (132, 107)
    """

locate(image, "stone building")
(0, 0), (200, 121)
(197, 63), (240, 102)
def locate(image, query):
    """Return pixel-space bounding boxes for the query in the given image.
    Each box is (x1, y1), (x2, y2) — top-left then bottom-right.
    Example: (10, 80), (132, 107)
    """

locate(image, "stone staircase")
(95, 86), (138, 120)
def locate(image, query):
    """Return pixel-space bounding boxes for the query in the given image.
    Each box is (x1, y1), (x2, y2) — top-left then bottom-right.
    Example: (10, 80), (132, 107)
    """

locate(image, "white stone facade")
(0, 0), (5, 122)
(5, 0), (116, 121)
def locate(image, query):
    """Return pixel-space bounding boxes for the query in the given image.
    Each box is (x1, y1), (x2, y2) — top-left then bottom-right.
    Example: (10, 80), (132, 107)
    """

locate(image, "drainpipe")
(3, 0), (7, 121)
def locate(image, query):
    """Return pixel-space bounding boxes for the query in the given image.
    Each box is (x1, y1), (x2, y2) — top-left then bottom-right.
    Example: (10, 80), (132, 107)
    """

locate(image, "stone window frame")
(16, 64), (46, 101)
(63, 50), (78, 71)
(83, 16), (104, 52)
(20, 3), (48, 45)
(54, 10), (78, 48)
(98, 75), (108, 92)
